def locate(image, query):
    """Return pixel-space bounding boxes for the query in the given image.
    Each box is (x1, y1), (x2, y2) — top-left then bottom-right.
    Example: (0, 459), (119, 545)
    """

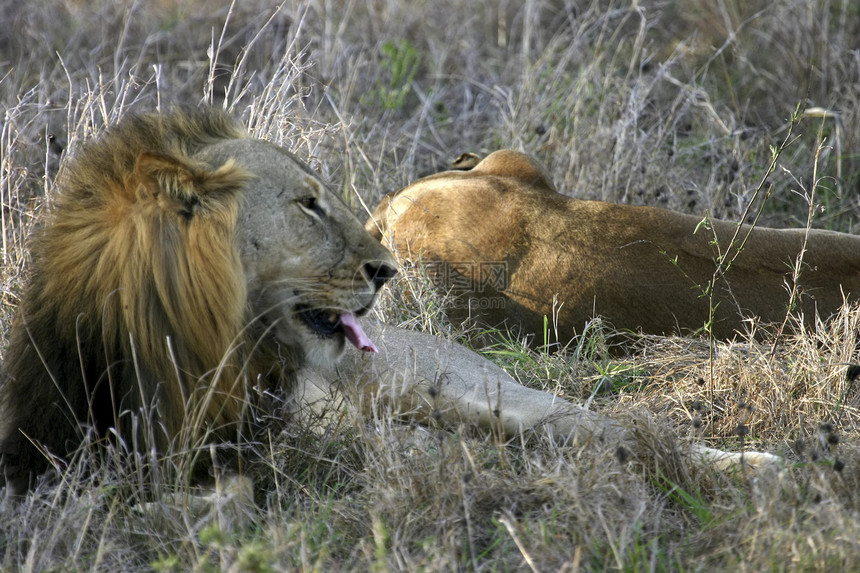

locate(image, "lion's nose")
(363, 260), (398, 292)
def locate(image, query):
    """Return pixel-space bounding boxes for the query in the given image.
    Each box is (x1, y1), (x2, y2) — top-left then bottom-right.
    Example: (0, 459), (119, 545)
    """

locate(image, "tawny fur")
(367, 150), (860, 346)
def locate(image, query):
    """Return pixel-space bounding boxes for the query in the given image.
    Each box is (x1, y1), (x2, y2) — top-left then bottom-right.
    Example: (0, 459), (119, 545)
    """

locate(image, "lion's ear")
(135, 152), (250, 211)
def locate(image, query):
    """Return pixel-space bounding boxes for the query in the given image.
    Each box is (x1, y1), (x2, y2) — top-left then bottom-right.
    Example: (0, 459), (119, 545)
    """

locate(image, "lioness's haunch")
(0, 109), (397, 494)
(367, 150), (860, 346)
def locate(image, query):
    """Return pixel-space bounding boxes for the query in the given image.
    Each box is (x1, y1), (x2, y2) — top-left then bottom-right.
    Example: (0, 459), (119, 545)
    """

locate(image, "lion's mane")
(0, 110), (283, 486)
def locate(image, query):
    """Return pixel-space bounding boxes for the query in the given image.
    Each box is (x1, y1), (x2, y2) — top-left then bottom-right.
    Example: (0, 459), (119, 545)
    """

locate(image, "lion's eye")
(298, 196), (325, 219)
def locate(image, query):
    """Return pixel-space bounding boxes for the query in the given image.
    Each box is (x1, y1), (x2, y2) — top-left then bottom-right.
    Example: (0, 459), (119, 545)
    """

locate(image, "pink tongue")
(340, 313), (378, 353)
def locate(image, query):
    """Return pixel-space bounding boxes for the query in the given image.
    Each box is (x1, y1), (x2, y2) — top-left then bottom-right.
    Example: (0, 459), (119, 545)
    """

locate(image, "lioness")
(0, 112), (773, 497)
(367, 150), (860, 346)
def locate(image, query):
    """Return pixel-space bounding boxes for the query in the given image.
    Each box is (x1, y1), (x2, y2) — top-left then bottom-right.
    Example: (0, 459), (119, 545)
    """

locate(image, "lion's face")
(200, 139), (396, 366)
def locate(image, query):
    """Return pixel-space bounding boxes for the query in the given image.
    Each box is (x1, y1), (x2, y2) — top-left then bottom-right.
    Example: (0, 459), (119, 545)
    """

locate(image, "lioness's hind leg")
(320, 322), (782, 473)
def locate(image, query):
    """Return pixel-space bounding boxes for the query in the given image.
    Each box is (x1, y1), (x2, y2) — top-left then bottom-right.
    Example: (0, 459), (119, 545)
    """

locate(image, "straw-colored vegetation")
(2, 0), (860, 570)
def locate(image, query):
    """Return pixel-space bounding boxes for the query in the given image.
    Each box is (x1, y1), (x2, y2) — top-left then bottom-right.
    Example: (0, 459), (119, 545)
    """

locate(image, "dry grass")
(2, 0), (860, 570)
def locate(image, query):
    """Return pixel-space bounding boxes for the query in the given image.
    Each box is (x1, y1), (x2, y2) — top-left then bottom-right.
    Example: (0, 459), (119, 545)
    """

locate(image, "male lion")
(0, 109), (401, 494)
(0, 113), (774, 497)
(367, 150), (860, 346)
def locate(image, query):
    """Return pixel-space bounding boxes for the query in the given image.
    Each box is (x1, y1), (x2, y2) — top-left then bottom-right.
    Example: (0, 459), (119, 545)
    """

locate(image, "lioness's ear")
(135, 152), (251, 209)
(451, 152), (482, 170)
